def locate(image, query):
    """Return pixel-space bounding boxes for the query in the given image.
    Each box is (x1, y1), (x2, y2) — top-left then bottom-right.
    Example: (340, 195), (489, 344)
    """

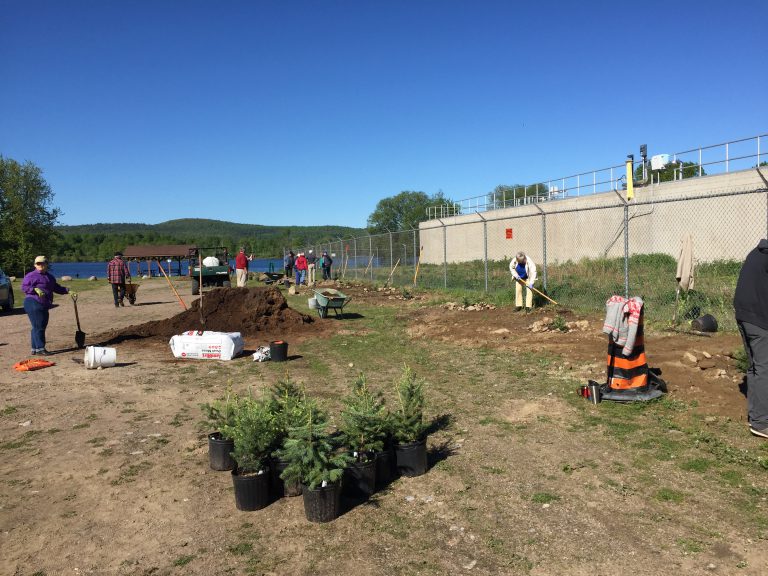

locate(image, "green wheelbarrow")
(312, 288), (352, 318)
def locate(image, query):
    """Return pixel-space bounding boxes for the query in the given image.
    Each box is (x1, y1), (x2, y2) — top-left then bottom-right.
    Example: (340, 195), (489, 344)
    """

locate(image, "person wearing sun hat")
(20, 255), (72, 355)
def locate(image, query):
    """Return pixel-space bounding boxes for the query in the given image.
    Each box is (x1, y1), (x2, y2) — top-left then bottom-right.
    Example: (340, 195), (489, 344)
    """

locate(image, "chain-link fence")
(289, 187), (767, 330)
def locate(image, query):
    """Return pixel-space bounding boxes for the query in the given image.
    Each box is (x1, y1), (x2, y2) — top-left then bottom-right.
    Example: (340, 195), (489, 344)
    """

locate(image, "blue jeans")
(24, 297), (49, 351)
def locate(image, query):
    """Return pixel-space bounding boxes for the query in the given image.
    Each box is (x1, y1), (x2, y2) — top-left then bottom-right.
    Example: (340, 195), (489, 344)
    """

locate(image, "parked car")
(0, 266), (15, 312)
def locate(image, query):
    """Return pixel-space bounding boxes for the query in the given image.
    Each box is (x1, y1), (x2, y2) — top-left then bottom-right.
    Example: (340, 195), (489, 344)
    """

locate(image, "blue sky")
(1, 0), (766, 227)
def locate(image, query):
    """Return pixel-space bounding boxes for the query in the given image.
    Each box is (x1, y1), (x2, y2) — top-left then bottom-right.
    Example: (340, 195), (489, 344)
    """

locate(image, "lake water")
(48, 258), (285, 279)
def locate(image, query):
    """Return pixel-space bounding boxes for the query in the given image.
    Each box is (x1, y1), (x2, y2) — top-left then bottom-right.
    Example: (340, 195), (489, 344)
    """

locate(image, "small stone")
(463, 560), (477, 570)
(348, 363), (354, 367)
(683, 352), (698, 364)
(705, 563), (716, 571)
(542, 503), (550, 509)
(491, 328), (510, 334)
(130, 450), (144, 455)
(19, 420), (31, 427)
(702, 351), (712, 359)
(405, 495), (415, 502)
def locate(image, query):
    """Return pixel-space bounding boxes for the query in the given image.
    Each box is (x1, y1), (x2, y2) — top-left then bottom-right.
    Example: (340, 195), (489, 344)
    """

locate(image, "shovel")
(72, 293), (86, 349)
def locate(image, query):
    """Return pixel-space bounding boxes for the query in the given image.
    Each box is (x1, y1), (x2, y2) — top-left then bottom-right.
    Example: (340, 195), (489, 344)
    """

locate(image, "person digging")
(509, 251), (537, 313)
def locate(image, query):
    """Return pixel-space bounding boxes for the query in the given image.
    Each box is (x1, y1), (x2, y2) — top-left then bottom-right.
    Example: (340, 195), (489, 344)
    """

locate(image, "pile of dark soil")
(102, 287), (313, 343)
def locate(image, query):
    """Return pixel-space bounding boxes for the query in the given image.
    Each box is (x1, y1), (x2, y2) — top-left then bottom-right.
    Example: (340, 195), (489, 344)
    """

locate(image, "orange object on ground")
(13, 359), (56, 371)
(606, 312), (648, 390)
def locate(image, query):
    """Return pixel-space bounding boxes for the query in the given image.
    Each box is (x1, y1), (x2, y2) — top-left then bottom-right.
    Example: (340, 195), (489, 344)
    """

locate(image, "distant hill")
(53, 219), (365, 261)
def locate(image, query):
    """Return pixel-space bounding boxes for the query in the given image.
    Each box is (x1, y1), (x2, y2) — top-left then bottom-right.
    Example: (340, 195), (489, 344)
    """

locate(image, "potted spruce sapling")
(221, 392), (278, 511)
(392, 365), (429, 477)
(198, 388), (239, 471)
(268, 376), (309, 498)
(339, 374), (388, 499)
(278, 405), (352, 523)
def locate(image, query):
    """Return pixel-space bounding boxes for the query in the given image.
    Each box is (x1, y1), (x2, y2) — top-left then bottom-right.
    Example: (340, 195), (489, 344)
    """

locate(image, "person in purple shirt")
(21, 255), (73, 355)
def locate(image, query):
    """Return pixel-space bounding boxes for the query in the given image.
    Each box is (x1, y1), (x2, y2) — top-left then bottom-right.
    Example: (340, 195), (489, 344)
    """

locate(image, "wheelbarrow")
(312, 288), (351, 318)
(124, 283), (140, 305)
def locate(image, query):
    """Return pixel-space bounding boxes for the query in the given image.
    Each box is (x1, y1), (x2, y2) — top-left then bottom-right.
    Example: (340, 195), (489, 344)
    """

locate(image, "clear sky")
(1, 0), (766, 227)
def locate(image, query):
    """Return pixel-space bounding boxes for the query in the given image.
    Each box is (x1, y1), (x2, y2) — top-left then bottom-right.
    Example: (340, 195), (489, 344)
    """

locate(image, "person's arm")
(509, 260), (519, 278)
(527, 260), (537, 285)
(21, 273), (36, 295)
(52, 278), (70, 295)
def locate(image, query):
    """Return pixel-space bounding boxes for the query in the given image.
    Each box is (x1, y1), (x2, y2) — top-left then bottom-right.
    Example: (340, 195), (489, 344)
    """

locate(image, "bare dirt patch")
(407, 305), (746, 422)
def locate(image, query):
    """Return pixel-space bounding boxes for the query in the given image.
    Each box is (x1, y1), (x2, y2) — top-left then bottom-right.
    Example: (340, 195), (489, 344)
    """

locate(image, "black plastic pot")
(302, 482), (342, 523)
(208, 432), (235, 471)
(271, 456), (302, 498)
(395, 438), (428, 477)
(270, 340), (288, 362)
(345, 457), (376, 500)
(691, 314), (718, 332)
(231, 467), (271, 511)
(374, 447), (395, 489)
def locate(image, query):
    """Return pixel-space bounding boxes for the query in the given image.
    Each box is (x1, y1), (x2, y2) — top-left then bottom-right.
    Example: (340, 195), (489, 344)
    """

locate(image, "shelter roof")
(122, 245), (197, 259)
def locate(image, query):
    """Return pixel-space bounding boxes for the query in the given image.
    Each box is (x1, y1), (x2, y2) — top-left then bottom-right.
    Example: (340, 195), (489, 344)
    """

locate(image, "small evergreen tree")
(268, 376), (313, 456)
(339, 374), (388, 462)
(392, 365), (427, 444)
(278, 405), (351, 490)
(221, 392), (278, 474)
(198, 387), (240, 438)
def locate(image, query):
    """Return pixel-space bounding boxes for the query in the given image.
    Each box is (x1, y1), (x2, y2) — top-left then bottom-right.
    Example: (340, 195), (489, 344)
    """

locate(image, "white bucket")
(84, 346), (117, 369)
(308, 297), (318, 310)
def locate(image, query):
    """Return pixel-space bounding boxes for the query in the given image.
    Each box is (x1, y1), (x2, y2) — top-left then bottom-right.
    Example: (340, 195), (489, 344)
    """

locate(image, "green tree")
(487, 183), (549, 209)
(0, 157), (61, 275)
(367, 190), (454, 233)
(635, 161), (705, 183)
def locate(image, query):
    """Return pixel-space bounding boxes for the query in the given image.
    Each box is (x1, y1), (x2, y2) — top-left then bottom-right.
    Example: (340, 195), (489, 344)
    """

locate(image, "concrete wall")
(419, 168), (768, 266)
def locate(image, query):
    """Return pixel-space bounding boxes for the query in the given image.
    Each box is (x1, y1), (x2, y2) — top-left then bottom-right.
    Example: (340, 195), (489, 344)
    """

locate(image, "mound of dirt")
(103, 287), (313, 342)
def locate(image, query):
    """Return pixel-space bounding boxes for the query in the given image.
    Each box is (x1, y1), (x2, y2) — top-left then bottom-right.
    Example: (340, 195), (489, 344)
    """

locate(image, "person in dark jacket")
(733, 239), (768, 439)
(284, 251), (295, 279)
(20, 255), (72, 355)
(321, 251), (333, 280)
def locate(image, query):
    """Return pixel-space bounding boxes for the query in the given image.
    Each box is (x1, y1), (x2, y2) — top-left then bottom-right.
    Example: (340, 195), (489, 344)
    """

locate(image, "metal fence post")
(476, 212), (488, 292)
(369, 236), (373, 281)
(389, 230), (393, 272)
(412, 229), (417, 278)
(624, 203), (630, 298)
(436, 219), (447, 289)
(612, 190), (630, 298)
(353, 237), (358, 280)
(534, 204), (547, 290)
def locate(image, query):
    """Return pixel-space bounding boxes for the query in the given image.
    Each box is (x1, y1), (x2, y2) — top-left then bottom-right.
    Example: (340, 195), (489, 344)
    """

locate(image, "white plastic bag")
(169, 331), (244, 360)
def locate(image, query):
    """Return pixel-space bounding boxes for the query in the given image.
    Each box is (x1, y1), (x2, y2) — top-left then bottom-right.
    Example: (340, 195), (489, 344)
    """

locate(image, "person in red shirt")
(235, 247), (253, 287)
(294, 252), (308, 286)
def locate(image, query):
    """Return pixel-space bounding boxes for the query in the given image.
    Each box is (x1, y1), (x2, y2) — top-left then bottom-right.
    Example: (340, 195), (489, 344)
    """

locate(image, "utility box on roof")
(651, 154), (670, 170)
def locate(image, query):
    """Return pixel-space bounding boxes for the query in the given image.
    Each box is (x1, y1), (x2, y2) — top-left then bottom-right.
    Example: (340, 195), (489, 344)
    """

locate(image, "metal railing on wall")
(427, 133), (767, 219)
